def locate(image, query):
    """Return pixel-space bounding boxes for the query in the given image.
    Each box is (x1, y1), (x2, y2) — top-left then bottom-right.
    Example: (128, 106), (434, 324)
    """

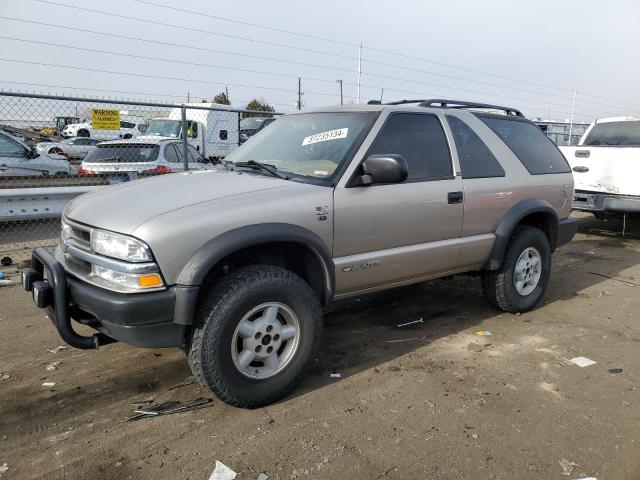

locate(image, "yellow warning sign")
(91, 109), (120, 130)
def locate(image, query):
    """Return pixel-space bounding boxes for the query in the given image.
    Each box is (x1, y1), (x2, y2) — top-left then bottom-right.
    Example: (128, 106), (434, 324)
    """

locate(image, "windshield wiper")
(233, 160), (288, 180)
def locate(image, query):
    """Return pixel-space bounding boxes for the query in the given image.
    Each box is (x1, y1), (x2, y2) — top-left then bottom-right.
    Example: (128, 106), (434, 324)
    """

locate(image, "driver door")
(0, 133), (36, 176)
(332, 112), (464, 296)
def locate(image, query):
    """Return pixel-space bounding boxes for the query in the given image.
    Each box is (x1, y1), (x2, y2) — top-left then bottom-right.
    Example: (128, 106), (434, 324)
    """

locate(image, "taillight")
(78, 167), (95, 175)
(142, 165), (172, 174)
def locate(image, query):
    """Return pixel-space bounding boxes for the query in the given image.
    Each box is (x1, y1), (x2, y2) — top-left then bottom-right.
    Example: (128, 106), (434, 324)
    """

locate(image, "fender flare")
(484, 198), (558, 271)
(175, 222), (335, 299)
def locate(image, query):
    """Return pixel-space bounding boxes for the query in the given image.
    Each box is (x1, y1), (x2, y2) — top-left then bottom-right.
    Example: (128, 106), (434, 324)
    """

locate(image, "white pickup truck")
(560, 116), (640, 217)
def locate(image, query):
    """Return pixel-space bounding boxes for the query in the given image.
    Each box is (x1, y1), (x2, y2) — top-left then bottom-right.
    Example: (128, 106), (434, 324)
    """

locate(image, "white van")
(144, 103), (239, 160)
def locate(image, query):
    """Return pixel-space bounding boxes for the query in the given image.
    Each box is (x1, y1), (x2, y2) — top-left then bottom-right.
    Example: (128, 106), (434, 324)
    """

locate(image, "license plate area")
(573, 193), (597, 209)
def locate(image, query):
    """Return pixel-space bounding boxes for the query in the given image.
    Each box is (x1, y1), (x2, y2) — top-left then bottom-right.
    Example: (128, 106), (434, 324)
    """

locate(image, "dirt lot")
(1, 213), (640, 480)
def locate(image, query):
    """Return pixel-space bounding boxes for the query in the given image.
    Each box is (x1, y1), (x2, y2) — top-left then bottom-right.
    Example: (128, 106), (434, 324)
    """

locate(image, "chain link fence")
(0, 91), (283, 264)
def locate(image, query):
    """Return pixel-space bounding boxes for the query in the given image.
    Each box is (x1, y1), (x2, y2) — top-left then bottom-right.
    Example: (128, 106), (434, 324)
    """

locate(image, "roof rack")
(370, 98), (524, 117)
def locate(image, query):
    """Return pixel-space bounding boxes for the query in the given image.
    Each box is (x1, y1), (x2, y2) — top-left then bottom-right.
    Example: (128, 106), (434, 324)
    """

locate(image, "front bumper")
(22, 247), (189, 349)
(573, 191), (640, 214)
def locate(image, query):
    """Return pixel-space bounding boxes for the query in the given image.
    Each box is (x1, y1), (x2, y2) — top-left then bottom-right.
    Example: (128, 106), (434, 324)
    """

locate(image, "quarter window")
(478, 115), (570, 175)
(0, 134), (26, 157)
(367, 114), (452, 181)
(164, 144), (181, 163)
(446, 115), (505, 179)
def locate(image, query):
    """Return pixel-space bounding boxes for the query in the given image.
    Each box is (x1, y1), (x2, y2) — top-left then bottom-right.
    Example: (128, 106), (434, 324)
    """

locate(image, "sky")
(1, 0), (639, 123)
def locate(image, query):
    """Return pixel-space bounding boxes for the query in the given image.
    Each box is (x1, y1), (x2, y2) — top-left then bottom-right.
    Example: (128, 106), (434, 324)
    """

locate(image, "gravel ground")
(1, 213), (639, 480)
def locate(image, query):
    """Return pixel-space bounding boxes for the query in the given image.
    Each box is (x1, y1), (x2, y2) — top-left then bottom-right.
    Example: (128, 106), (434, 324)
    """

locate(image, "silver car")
(36, 137), (102, 160)
(78, 138), (209, 184)
(0, 130), (74, 177)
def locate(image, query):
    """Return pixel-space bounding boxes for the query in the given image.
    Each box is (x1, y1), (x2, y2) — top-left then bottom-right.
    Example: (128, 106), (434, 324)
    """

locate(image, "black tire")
(77, 129), (90, 138)
(187, 265), (323, 408)
(482, 225), (551, 313)
(123, 134), (132, 139)
(49, 147), (63, 155)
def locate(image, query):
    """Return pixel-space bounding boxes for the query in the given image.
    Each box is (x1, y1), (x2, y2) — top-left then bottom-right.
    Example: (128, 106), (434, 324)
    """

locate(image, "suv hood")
(64, 169), (294, 234)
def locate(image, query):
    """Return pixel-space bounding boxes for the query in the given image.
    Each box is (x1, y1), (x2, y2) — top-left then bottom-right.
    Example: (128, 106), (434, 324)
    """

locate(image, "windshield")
(146, 119), (181, 138)
(240, 117), (271, 130)
(584, 121), (640, 146)
(226, 112), (379, 182)
(84, 144), (160, 163)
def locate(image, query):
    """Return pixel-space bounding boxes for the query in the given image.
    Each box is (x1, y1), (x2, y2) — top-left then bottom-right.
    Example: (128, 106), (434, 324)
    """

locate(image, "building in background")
(533, 119), (590, 146)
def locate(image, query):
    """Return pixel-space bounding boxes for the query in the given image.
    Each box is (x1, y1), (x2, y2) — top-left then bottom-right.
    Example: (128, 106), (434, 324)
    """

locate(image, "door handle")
(572, 166), (589, 173)
(447, 191), (464, 204)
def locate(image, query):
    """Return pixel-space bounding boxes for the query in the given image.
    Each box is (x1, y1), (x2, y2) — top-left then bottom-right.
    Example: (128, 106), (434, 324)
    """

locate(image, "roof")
(96, 137), (178, 146)
(594, 116), (640, 124)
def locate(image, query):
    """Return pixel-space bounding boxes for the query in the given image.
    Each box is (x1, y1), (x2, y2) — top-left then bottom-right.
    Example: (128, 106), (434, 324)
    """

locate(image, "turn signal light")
(78, 167), (95, 175)
(138, 273), (163, 288)
(142, 165), (172, 174)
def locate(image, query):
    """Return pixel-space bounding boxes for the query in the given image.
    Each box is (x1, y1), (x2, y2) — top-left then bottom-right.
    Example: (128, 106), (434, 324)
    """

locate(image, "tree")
(212, 91), (230, 105)
(242, 98), (275, 119)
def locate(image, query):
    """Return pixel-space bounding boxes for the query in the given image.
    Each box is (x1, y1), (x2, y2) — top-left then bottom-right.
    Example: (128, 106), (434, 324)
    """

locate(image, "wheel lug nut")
(255, 345), (262, 352)
(266, 325), (273, 333)
(255, 332), (262, 339)
(267, 346), (273, 354)
(274, 334), (280, 341)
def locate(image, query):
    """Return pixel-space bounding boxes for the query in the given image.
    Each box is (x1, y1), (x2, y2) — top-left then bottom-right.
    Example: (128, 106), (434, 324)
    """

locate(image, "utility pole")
(297, 77), (303, 110)
(225, 86), (229, 102)
(380, 87), (384, 103)
(337, 79), (343, 105)
(568, 90), (577, 146)
(187, 92), (190, 103)
(356, 42), (363, 104)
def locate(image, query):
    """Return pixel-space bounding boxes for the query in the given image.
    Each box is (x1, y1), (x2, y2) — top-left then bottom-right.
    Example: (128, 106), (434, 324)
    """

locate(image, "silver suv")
(22, 99), (580, 408)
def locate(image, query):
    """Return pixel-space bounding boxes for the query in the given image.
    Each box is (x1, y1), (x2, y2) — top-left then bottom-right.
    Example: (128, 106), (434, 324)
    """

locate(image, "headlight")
(93, 265), (163, 289)
(91, 230), (152, 262)
(60, 220), (73, 247)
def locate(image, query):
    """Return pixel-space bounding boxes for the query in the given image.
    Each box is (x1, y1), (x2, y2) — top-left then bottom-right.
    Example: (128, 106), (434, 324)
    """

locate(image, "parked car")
(239, 116), (276, 144)
(78, 138), (210, 184)
(35, 137), (102, 160)
(0, 130), (74, 177)
(22, 99), (579, 408)
(62, 117), (143, 140)
(559, 116), (640, 217)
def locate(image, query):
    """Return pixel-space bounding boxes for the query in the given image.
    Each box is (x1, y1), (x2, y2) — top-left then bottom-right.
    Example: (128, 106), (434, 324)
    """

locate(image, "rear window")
(583, 121), (640, 146)
(84, 144), (160, 163)
(478, 115), (570, 175)
(446, 115), (505, 179)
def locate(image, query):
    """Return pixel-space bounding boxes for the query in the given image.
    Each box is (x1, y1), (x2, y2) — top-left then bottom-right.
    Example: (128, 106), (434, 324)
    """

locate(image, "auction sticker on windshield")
(302, 128), (348, 146)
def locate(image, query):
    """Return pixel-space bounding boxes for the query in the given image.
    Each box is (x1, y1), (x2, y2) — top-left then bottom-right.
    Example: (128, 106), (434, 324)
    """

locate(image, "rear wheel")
(48, 147), (63, 155)
(482, 225), (551, 313)
(187, 265), (323, 408)
(77, 129), (90, 138)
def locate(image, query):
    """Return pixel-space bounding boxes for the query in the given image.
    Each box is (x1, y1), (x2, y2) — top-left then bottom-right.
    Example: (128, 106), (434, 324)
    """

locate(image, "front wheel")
(187, 265), (323, 408)
(482, 225), (551, 313)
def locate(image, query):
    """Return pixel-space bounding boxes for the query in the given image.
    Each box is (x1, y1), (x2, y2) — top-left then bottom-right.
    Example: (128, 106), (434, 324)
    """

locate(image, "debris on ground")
(475, 330), (492, 336)
(608, 368), (623, 374)
(0, 256), (12, 266)
(0, 374), (9, 381)
(167, 376), (196, 390)
(131, 399), (154, 406)
(0, 463), (8, 475)
(467, 343), (483, 353)
(46, 346), (66, 354)
(0, 272), (6, 280)
(396, 318), (423, 328)
(0, 280), (12, 287)
(570, 357), (597, 368)
(257, 473), (270, 480)
(42, 382), (56, 388)
(386, 337), (421, 343)
(208, 460), (237, 480)
(558, 458), (579, 476)
(329, 373), (341, 379)
(588, 271), (640, 287)
(125, 397), (213, 421)
(46, 361), (61, 371)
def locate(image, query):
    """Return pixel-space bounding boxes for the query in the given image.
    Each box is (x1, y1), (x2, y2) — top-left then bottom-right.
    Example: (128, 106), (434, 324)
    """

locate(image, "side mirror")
(26, 146), (40, 159)
(357, 154), (408, 186)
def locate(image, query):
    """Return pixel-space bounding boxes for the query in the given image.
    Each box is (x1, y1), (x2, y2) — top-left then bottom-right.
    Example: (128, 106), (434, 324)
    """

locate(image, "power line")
(25, 3), (640, 111)
(0, 58), (351, 98)
(0, 35), (344, 86)
(133, 0), (357, 48)
(0, 16), (358, 77)
(34, 0), (357, 62)
(126, 0), (640, 109)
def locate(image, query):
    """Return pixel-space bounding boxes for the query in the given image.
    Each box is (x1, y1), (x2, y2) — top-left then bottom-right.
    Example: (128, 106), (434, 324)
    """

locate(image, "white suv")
(62, 119), (143, 140)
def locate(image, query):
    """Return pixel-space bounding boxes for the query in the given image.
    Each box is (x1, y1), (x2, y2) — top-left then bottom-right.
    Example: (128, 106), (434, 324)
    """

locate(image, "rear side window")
(583, 121), (640, 146)
(478, 116), (570, 174)
(446, 115), (505, 179)
(367, 113), (452, 181)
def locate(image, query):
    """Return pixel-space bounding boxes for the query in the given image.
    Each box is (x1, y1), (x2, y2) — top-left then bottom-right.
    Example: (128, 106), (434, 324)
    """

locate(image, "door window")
(187, 145), (202, 163)
(0, 134), (26, 157)
(367, 114), (453, 181)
